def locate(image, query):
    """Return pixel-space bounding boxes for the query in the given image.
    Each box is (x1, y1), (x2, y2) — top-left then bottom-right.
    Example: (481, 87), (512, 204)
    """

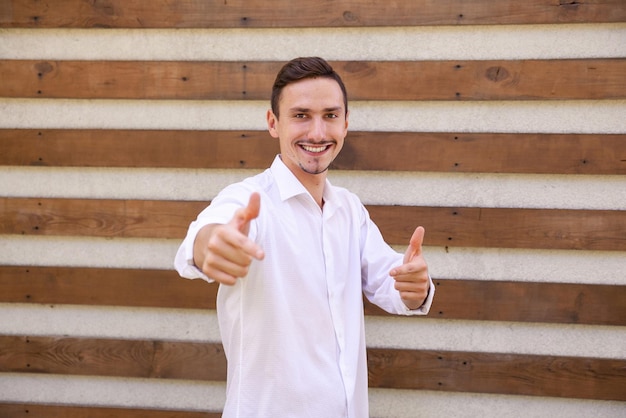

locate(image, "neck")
(293, 170), (326, 209)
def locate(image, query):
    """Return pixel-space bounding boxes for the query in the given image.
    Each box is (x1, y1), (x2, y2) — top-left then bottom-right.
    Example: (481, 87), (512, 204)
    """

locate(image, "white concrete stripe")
(1, 99), (625, 133)
(0, 236), (624, 285)
(1, 24), (624, 60)
(365, 316), (626, 359)
(0, 373), (225, 412)
(369, 388), (626, 418)
(1, 167), (625, 210)
(0, 303), (221, 343)
(0, 303), (624, 359)
(1, 374), (624, 418)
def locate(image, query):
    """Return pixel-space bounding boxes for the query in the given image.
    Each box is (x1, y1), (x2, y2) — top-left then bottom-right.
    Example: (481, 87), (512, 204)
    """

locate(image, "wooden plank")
(0, 266), (216, 310)
(367, 205), (626, 251)
(336, 131), (626, 175)
(2, 129), (625, 175)
(0, 404), (221, 418)
(1, 266), (625, 326)
(0, 336), (227, 381)
(2, 198), (625, 251)
(1, 0), (624, 28)
(1, 336), (624, 401)
(1, 59), (625, 100)
(0, 129), (280, 170)
(367, 348), (626, 401)
(0, 198), (207, 240)
(369, 278), (626, 326)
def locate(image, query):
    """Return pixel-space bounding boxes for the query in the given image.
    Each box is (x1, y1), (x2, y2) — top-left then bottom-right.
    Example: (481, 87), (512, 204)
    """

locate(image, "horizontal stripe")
(4, 266), (623, 326)
(0, 374), (225, 412)
(3, 59), (624, 101)
(1, 99), (625, 133)
(3, 197), (623, 250)
(0, 403), (220, 418)
(2, 0), (624, 28)
(368, 388), (626, 418)
(3, 129), (624, 175)
(2, 336), (624, 400)
(364, 316), (626, 359)
(1, 235), (624, 285)
(1, 167), (624, 210)
(1, 303), (624, 358)
(0, 303), (220, 342)
(0, 25), (624, 60)
(1, 381), (624, 418)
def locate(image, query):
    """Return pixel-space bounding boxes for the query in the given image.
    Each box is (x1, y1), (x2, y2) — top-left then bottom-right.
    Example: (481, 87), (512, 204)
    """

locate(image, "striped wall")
(1, 1), (626, 417)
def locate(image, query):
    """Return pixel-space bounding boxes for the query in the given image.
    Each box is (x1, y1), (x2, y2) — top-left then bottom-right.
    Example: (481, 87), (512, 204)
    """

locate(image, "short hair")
(270, 57), (348, 119)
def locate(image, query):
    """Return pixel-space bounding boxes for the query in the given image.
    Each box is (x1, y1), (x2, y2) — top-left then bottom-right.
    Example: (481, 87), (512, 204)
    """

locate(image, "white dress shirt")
(175, 155), (434, 418)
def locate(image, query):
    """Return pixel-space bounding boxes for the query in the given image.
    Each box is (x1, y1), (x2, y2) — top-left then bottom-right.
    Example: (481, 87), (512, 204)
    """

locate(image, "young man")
(175, 57), (434, 417)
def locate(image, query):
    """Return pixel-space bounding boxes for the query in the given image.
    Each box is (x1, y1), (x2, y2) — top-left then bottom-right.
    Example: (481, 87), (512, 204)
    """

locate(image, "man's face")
(267, 77), (348, 180)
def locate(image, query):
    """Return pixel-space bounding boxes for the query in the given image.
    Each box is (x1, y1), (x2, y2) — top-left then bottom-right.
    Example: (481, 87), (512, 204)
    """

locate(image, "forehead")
(279, 77), (345, 112)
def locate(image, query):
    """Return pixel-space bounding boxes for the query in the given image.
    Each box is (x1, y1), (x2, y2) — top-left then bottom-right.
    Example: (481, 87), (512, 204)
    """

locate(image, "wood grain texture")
(0, 266), (216, 310)
(2, 198), (625, 251)
(0, 403), (222, 418)
(367, 205), (626, 251)
(1, 266), (625, 326)
(0, 336), (227, 380)
(2, 129), (625, 175)
(366, 348), (626, 401)
(1, 0), (624, 28)
(1, 336), (624, 401)
(1, 59), (624, 100)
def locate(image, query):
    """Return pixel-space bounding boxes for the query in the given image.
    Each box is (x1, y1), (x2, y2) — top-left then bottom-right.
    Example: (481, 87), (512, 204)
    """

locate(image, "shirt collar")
(270, 155), (335, 206)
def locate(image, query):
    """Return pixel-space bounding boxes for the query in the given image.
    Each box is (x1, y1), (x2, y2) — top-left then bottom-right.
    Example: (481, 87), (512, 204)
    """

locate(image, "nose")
(308, 116), (326, 141)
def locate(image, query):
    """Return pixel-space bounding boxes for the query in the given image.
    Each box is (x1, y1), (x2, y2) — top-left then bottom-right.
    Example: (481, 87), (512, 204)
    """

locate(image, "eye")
(326, 113), (338, 119)
(294, 113), (307, 119)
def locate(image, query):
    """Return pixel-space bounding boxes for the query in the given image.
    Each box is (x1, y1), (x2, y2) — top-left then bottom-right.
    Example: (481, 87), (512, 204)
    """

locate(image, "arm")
(176, 192), (264, 285)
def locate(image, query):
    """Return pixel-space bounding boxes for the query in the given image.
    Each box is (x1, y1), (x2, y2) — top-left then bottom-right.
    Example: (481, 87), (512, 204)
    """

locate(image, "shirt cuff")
(402, 275), (435, 315)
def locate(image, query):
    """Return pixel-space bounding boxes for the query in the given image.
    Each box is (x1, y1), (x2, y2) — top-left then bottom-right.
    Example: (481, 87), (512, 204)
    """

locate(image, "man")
(175, 57), (434, 417)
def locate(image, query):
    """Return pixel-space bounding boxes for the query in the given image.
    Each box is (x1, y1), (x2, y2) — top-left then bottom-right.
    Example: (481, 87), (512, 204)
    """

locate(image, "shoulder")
(215, 168), (274, 202)
(328, 184), (369, 218)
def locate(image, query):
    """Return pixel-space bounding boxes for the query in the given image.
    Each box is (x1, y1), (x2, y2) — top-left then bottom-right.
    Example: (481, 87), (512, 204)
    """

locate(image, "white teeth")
(302, 145), (327, 153)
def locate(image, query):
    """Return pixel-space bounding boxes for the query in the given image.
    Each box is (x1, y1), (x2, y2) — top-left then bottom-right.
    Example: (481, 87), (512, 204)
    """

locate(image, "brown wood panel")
(0, 336), (227, 381)
(2, 129), (625, 175)
(0, 404), (221, 418)
(0, 198), (207, 240)
(1, 0), (624, 28)
(336, 131), (626, 175)
(0, 129), (279, 170)
(370, 278), (626, 326)
(367, 205), (626, 251)
(2, 198), (624, 251)
(2, 266), (625, 326)
(1, 59), (624, 100)
(1, 335), (624, 401)
(0, 266), (216, 310)
(367, 348), (626, 401)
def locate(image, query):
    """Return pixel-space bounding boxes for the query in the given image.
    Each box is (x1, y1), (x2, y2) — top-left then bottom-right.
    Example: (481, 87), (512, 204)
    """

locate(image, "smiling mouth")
(300, 143), (332, 153)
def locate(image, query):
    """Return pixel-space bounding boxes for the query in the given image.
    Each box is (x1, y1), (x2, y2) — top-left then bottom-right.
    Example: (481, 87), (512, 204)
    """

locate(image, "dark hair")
(270, 57), (348, 119)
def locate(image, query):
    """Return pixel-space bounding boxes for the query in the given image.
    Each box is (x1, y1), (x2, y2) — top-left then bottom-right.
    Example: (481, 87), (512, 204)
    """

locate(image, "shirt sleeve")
(173, 217), (213, 282)
(399, 275), (435, 316)
(173, 183), (257, 282)
(359, 204), (434, 316)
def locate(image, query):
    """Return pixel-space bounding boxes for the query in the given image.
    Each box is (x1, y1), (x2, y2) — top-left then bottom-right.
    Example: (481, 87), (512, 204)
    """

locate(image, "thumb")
(231, 192), (261, 234)
(403, 226), (424, 264)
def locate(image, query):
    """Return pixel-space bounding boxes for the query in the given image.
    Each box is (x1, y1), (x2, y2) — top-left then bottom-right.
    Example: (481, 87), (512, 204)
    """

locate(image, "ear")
(266, 109), (279, 138)
(344, 110), (349, 133)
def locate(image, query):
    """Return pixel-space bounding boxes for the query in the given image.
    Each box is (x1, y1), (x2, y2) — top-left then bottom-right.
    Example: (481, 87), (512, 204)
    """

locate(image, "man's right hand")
(193, 192), (265, 285)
